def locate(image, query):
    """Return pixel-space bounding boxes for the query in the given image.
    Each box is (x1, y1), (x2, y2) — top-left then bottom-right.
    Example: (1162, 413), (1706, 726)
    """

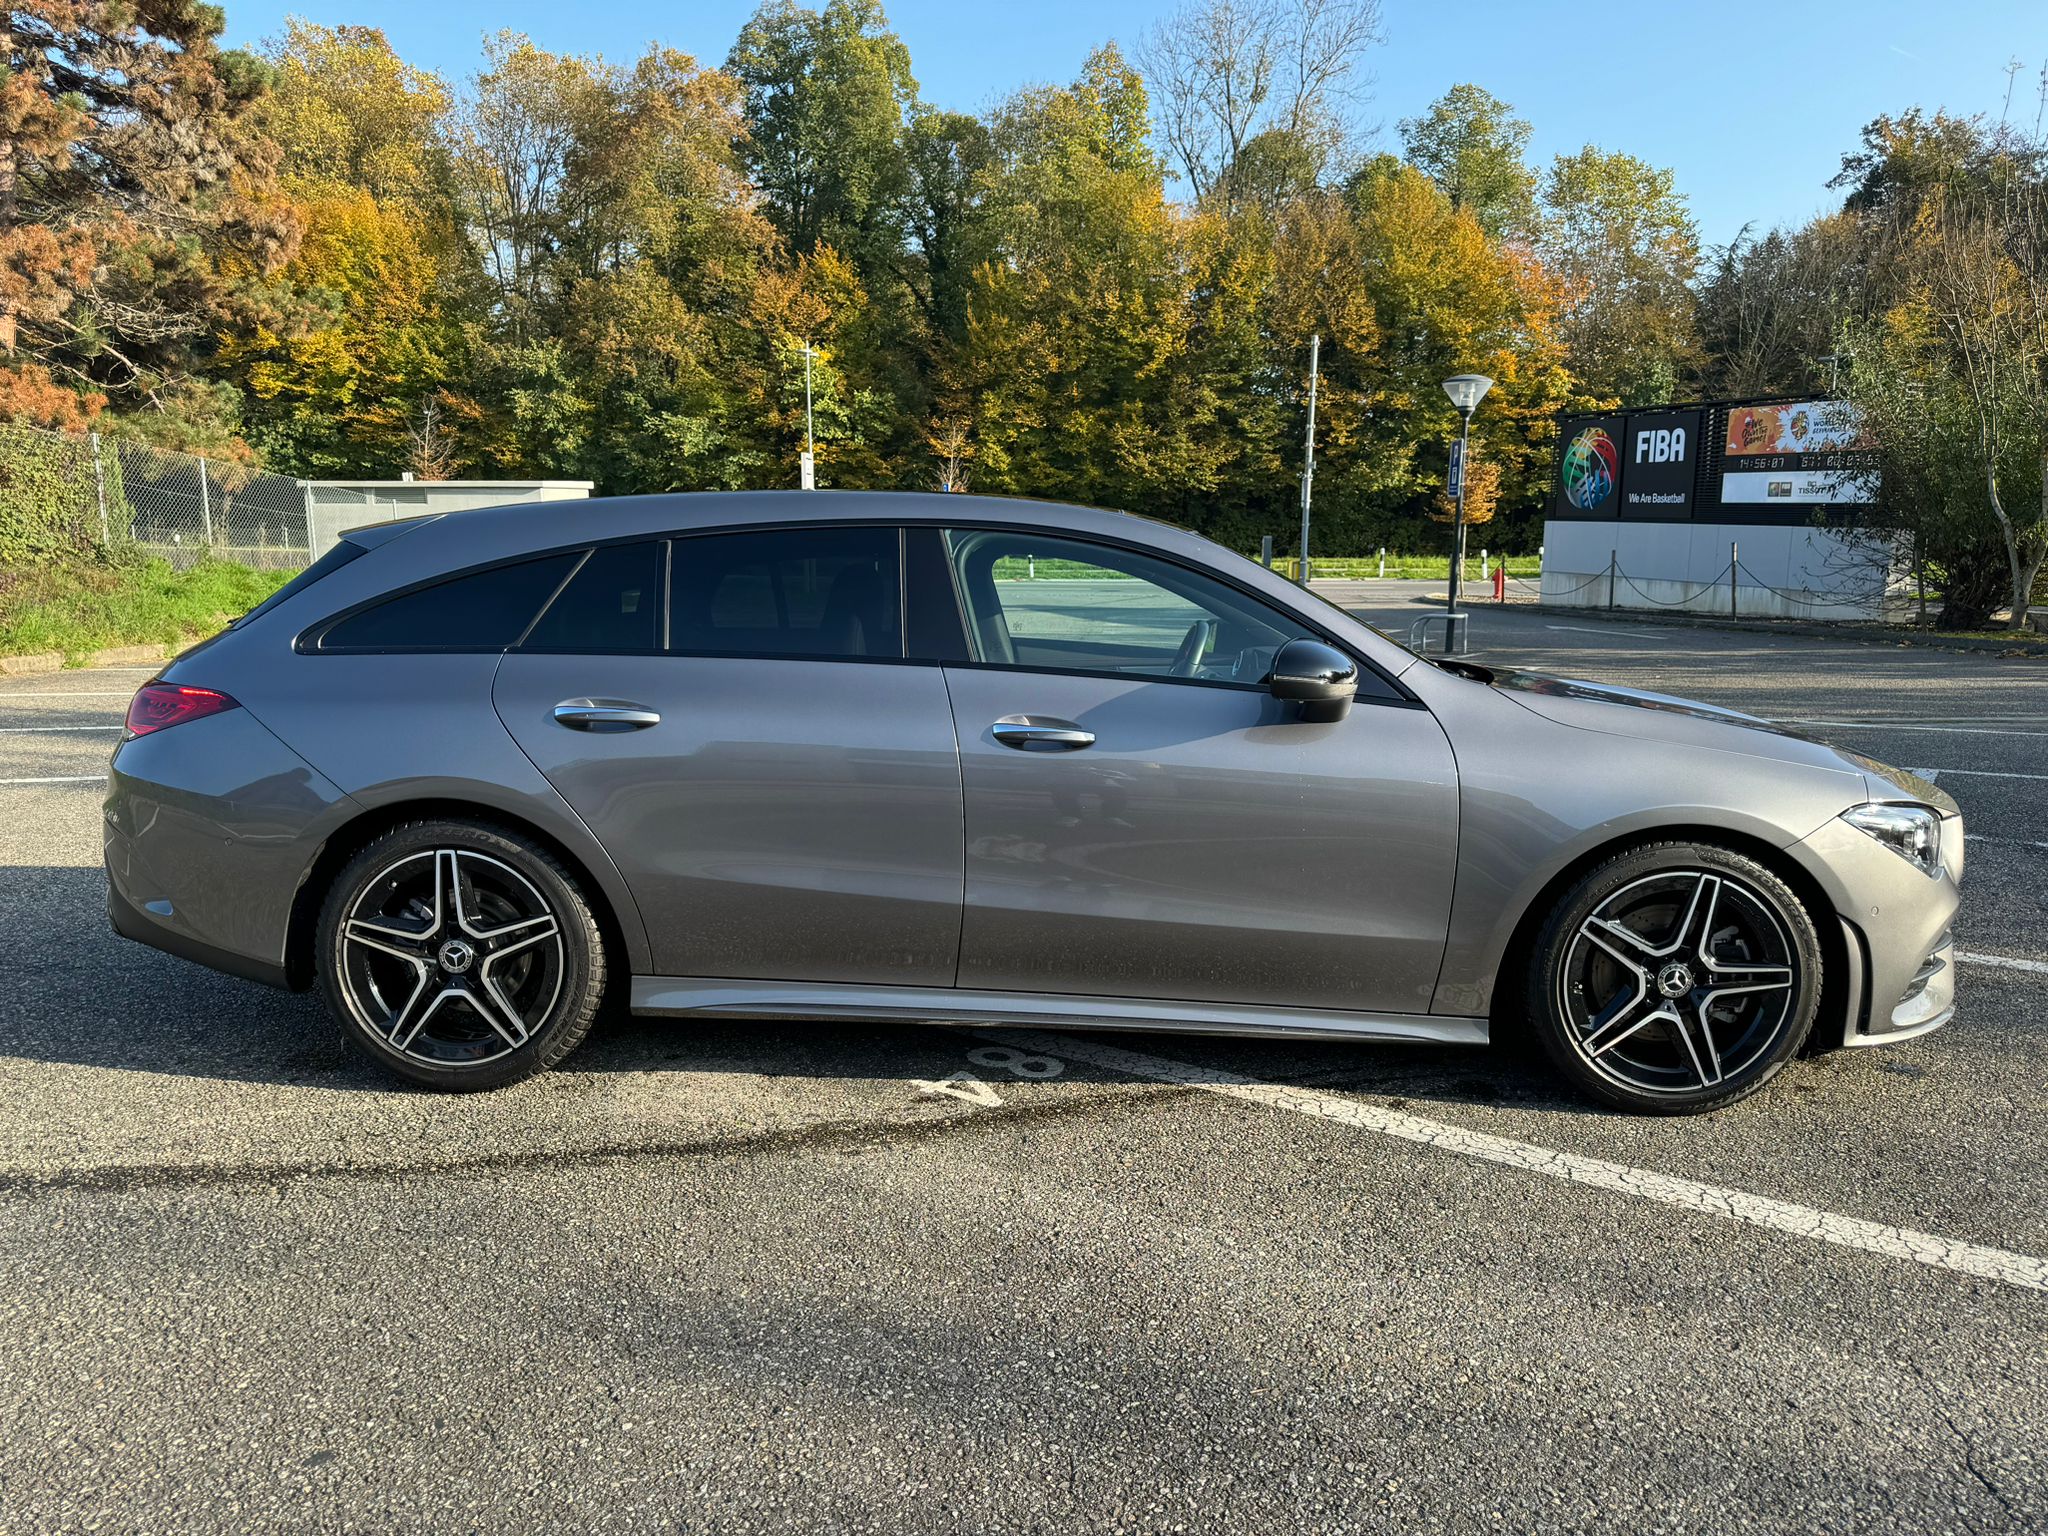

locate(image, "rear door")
(929, 527), (1460, 1016)
(493, 527), (964, 985)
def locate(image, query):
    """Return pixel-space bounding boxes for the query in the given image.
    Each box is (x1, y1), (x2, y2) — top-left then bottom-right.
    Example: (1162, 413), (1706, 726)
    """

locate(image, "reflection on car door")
(493, 528), (964, 986)
(935, 529), (1459, 1015)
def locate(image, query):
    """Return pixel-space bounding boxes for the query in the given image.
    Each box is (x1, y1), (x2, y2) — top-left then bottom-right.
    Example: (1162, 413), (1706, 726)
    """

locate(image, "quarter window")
(670, 526), (901, 660)
(522, 542), (663, 653)
(943, 530), (1320, 687)
(317, 554), (579, 652)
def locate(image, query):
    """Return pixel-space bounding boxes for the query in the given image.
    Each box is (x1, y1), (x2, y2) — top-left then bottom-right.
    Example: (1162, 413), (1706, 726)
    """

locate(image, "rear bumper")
(107, 876), (289, 989)
(103, 708), (355, 986)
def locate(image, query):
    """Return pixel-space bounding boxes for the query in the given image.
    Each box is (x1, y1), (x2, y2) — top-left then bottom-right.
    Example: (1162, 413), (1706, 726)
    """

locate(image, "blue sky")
(223, 0), (2047, 248)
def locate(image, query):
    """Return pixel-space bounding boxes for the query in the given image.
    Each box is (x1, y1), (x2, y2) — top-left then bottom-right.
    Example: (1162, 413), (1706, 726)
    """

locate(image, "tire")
(316, 819), (607, 1090)
(1524, 842), (1822, 1115)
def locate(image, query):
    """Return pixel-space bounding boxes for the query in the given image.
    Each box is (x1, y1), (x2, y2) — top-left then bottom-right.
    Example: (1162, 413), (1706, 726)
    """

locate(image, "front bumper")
(1795, 811), (1962, 1049)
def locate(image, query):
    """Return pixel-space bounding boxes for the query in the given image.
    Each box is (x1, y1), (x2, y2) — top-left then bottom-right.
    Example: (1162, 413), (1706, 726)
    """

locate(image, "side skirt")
(630, 976), (1490, 1047)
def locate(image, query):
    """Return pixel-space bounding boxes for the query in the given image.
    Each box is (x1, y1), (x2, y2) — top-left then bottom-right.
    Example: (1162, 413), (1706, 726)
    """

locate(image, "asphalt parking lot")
(2, 586), (2044, 1533)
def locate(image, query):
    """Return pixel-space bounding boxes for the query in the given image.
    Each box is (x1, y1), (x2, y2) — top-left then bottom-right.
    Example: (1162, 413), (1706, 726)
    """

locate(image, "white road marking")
(1545, 623), (1659, 638)
(1964, 834), (2048, 851)
(1959, 950), (2048, 976)
(0, 691), (132, 698)
(1781, 718), (2048, 739)
(1908, 766), (2048, 782)
(0, 725), (122, 733)
(975, 1028), (2048, 1294)
(0, 774), (107, 785)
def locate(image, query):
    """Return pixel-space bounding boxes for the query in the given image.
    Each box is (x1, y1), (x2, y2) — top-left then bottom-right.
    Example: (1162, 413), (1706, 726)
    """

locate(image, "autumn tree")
(1, 1), (298, 440)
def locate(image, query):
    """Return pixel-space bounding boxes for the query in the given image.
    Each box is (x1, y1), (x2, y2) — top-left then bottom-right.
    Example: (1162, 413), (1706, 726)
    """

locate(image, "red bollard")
(1493, 564), (1506, 603)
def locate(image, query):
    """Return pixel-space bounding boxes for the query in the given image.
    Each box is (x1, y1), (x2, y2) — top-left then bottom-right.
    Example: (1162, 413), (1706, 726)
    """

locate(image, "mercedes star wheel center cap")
(1656, 961), (1694, 998)
(438, 938), (476, 974)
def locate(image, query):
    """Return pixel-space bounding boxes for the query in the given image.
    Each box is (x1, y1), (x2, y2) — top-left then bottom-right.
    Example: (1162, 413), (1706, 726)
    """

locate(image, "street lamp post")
(800, 343), (816, 490)
(1440, 373), (1493, 613)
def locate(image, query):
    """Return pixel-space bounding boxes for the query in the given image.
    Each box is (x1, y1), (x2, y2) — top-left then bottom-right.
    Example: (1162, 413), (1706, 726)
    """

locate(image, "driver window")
(942, 529), (1315, 685)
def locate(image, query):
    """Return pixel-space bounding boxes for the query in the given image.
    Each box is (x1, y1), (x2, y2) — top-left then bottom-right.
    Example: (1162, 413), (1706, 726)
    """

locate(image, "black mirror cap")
(1269, 638), (1358, 720)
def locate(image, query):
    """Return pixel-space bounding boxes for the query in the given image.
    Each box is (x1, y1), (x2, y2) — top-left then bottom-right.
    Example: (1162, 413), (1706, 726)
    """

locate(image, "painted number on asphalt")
(913, 1044), (1066, 1106)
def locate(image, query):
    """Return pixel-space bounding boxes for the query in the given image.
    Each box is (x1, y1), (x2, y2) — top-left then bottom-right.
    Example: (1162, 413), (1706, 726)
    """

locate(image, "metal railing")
(1, 421), (312, 571)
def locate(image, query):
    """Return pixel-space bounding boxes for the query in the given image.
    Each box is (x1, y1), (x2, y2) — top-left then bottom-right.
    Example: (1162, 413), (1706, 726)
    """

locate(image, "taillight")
(125, 684), (239, 738)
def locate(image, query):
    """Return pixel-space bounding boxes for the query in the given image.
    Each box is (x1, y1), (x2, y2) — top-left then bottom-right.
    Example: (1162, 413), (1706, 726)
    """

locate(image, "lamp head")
(1442, 374), (1494, 415)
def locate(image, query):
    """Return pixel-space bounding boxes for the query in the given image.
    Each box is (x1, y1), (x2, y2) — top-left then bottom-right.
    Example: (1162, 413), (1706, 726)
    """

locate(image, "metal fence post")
(198, 457), (212, 547)
(89, 431), (109, 544)
(301, 481), (317, 563)
(1730, 542), (1739, 619)
(1608, 551), (1617, 611)
(1259, 535), (1272, 569)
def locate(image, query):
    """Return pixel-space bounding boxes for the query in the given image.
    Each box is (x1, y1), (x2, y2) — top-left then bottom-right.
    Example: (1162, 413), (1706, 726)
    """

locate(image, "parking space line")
(1959, 950), (2048, 976)
(1909, 767), (2048, 782)
(0, 692), (132, 698)
(0, 725), (122, 733)
(0, 774), (107, 785)
(1965, 834), (2048, 851)
(1780, 719), (2048, 739)
(976, 1029), (2048, 1294)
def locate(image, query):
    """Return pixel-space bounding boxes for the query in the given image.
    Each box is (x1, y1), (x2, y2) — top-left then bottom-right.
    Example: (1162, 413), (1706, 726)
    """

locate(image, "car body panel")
(492, 653), (964, 984)
(162, 648), (654, 974)
(939, 666), (1458, 1012)
(630, 975), (1488, 1046)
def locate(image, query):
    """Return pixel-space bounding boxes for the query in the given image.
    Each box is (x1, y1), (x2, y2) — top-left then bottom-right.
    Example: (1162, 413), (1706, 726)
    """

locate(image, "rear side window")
(670, 526), (901, 659)
(522, 542), (663, 653)
(232, 540), (365, 630)
(318, 554), (578, 652)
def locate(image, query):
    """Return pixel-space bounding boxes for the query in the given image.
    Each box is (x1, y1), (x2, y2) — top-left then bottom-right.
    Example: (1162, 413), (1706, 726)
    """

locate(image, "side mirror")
(1268, 638), (1358, 722)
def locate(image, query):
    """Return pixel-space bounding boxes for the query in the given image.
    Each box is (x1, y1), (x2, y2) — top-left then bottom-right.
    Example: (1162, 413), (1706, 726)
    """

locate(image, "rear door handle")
(992, 714), (1095, 751)
(553, 698), (661, 732)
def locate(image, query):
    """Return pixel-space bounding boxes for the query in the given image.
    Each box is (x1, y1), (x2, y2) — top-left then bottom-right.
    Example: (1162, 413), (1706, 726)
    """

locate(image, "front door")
(935, 529), (1459, 1015)
(493, 527), (964, 986)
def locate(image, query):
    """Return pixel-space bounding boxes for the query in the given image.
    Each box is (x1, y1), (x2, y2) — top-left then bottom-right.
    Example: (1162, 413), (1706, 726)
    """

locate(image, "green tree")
(1399, 84), (1536, 242)
(1540, 146), (1700, 405)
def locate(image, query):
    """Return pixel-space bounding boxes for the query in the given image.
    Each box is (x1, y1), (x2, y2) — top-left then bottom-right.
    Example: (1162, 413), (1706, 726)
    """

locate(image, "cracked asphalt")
(2, 588), (2044, 1533)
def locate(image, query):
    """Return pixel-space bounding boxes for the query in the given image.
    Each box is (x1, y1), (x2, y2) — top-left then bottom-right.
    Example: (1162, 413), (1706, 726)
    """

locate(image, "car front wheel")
(316, 819), (607, 1090)
(1526, 842), (1822, 1114)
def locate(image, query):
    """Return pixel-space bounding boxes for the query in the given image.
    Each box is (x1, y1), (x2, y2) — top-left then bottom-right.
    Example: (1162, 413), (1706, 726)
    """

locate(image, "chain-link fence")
(1, 421), (312, 572)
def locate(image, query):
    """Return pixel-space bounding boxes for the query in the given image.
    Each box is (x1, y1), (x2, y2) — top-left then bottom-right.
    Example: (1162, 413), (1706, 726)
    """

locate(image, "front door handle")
(992, 714), (1095, 751)
(553, 698), (661, 732)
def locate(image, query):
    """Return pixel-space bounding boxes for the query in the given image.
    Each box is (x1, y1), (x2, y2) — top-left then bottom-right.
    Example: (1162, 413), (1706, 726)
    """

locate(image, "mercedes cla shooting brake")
(104, 493), (1962, 1113)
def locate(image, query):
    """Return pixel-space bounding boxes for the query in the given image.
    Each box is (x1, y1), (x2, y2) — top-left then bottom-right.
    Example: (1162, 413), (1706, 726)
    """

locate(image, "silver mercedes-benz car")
(104, 492), (1960, 1113)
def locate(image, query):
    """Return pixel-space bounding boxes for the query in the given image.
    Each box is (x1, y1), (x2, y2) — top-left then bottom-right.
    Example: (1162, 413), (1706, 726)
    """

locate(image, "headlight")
(1841, 803), (1943, 878)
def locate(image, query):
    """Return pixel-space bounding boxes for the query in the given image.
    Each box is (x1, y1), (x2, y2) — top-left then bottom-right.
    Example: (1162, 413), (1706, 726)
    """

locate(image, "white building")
(303, 478), (594, 557)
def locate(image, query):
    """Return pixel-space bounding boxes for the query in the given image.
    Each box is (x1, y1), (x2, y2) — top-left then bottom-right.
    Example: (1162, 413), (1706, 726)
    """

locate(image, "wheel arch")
(283, 797), (646, 992)
(1486, 823), (1855, 1058)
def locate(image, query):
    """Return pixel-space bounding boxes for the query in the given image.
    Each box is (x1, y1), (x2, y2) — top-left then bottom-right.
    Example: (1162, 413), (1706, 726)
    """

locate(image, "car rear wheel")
(1526, 842), (1821, 1114)
(316, 819), (606, 1090)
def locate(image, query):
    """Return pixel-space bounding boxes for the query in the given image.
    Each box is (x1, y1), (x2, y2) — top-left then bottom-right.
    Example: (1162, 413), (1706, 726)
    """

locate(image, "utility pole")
(1298, 333), (1319, 586)
(800, 343), (816, 489)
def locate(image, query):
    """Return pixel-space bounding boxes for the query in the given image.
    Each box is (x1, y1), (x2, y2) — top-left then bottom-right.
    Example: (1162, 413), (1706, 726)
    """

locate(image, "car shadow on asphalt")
(4, 862), (1601, 1115)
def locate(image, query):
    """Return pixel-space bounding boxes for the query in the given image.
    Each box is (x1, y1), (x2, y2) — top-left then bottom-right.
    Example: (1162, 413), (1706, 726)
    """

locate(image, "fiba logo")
(1635, 426), (1686, 463)
(1560, 426), (1618, 511)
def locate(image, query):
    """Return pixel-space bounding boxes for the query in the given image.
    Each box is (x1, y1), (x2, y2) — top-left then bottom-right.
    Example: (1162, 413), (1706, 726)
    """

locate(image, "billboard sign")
(1621, 409), (1700, 517)
(1555, 416), (1623, 518)
(1719, 400), (1875, 506)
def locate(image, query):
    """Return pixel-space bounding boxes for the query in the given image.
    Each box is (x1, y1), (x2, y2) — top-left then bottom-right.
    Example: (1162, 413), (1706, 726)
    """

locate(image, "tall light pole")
(1441, 373), (1493, 613)
(1298, 333), (1320, 586)
(800, 343), (816, 489)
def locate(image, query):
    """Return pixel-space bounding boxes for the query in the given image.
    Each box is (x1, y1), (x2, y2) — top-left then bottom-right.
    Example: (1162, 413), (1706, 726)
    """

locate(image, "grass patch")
(1271, 555), (1541, 581)
(0, 554), (297, 663)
